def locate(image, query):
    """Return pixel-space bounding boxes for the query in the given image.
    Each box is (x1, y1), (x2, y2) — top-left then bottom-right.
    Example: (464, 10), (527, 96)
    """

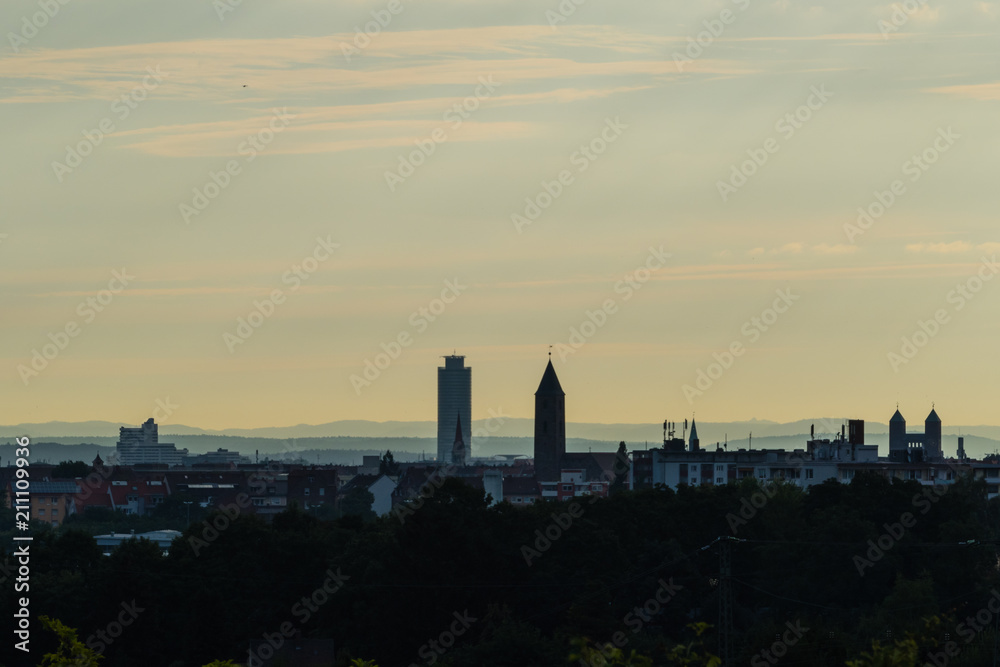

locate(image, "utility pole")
(719, 538), (734, 666)
(701, 536), (743, 666)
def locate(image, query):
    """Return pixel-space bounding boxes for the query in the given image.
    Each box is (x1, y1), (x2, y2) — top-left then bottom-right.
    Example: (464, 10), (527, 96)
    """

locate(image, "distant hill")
(2, 417), (998, 462)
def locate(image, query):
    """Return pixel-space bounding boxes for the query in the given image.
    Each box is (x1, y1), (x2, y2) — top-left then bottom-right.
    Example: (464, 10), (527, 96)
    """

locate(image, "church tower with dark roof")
(889, 408), (907, 462)
(925, 407), (942, 460)
(534, 359), (566, 481)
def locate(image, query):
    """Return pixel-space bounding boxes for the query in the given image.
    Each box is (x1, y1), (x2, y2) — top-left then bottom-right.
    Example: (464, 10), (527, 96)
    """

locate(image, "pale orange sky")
(2, 0), (999, 429)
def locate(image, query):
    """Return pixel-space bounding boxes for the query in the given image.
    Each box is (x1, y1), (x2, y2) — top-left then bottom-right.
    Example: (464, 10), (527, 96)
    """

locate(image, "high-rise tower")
(533, 359), (566, 481)
(437, 355), (471, 463)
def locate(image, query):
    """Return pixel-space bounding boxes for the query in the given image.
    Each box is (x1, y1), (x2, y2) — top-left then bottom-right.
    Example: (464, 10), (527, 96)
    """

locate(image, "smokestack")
(810, 424), (814, 439)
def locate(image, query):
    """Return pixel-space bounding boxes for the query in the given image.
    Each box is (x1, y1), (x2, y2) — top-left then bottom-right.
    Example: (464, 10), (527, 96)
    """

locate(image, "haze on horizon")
(2, 0), (999, 431)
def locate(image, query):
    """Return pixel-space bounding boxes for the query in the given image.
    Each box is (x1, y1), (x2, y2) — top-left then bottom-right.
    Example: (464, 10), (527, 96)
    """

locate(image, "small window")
(304, 488), (310, 496)
(716, 477), (724, 484)
(562, 485), (572, 491)
(319, 488), (325, 496)
(252, 498), (265, 506)
(716, 465), (724, 472)
(38, 509), (46, 515)
(805, 469), (814, 479)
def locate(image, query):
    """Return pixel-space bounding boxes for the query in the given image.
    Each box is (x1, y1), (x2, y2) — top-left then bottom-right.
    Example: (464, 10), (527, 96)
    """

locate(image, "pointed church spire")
(535, 359), (565, 396)
(452, 412), (466, 466)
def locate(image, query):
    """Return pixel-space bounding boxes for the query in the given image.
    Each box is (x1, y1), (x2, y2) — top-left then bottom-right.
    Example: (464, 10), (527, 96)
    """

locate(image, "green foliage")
(664, 623), (722, 667)
(52, 460), (91, 479)
(844, 638), (920, 667)
(340, 486), (376, 521)
(38, 616), (103, 666)
(609, 441), (630, 495)
(14, 475), (1000, 667)
(570, 624), (720, 666)
(378, 450), (399, 477)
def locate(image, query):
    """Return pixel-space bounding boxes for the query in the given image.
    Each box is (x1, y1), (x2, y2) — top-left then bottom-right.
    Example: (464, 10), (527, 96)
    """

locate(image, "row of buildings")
(7, 356), (1000, 531)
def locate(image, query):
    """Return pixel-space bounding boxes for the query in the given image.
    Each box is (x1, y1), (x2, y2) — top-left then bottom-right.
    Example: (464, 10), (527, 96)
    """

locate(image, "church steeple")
(689, 417), (700, 452)
(534, 358), (566, 481)
(535, 359), (565, 396)
(452, 413), (467, 467)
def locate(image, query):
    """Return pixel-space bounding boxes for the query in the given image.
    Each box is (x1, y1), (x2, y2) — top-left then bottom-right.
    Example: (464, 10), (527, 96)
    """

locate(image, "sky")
(2, 0), (999, 431)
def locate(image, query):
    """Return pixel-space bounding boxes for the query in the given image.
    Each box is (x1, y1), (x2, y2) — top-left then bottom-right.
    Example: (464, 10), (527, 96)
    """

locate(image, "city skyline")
(4, 0), (1000, 429)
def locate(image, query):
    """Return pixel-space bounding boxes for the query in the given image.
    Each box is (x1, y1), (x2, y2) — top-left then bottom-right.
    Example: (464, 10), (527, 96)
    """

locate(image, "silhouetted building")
(889, 407), (943, 462)
(116, 418), (187, 466)
(533, 359), (566, 481)
(848, 419), (865, 445)
(452, 413), (467, 467)
(689, 418), (700, 453)
(437, 355), (471, 463)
